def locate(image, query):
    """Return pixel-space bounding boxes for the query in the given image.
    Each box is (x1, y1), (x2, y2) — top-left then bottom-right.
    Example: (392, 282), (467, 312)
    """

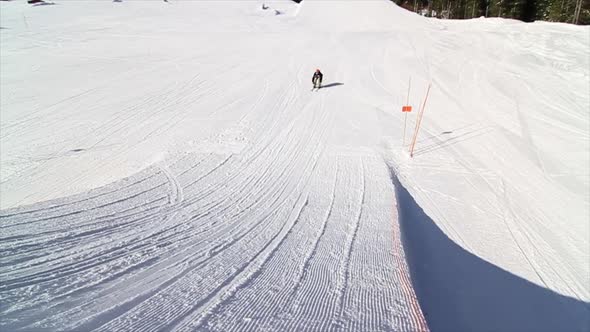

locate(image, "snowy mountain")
(1, 0), (588, 331)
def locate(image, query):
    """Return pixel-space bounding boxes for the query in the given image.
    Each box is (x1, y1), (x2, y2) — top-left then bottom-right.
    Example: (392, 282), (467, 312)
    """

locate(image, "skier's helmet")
(316, 69), (320, 72)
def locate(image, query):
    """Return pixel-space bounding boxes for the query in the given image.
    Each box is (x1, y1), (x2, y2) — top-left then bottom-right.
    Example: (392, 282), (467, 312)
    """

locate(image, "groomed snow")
(1, 0), (588, 331)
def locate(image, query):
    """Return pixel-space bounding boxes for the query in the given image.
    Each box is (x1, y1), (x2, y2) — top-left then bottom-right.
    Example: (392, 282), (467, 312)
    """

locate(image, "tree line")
(392, 0), (588, 24)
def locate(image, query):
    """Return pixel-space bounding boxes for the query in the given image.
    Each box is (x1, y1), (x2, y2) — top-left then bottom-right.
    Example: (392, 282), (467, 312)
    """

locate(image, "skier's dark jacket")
(312, 71), (323, 83)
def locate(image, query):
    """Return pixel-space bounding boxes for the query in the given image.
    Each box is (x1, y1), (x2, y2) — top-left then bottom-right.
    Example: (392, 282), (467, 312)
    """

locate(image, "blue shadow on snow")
(389, 169), (590, 332)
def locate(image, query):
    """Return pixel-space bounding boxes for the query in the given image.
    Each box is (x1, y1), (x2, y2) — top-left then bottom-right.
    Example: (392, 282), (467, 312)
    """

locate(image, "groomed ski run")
(1, 0), (589, 331)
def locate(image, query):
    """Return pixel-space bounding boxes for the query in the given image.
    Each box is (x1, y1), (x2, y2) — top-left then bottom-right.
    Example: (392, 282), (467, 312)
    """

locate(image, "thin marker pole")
(406, 77), (411, 105)
(403, 77), (411, 146)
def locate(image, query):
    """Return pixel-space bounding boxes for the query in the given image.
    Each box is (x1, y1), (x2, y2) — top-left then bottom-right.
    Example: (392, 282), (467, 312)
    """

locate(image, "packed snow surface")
(1, 0), (588, 331)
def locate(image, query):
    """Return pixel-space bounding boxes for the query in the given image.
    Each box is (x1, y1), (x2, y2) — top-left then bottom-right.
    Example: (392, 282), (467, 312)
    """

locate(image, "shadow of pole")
(388, 168), (590, 332)
(412, 127), (493, 157)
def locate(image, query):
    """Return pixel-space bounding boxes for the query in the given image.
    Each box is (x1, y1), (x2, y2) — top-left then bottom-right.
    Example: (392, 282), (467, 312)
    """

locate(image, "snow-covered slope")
(1, 0), (588, 331)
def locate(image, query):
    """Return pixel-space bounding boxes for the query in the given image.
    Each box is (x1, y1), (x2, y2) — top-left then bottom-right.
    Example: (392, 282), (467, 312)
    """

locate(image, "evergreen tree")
(390, 0), (588, 24)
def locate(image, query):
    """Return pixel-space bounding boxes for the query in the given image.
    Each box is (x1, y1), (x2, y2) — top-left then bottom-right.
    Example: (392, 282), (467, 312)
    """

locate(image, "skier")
(312, 69), (323, 89)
